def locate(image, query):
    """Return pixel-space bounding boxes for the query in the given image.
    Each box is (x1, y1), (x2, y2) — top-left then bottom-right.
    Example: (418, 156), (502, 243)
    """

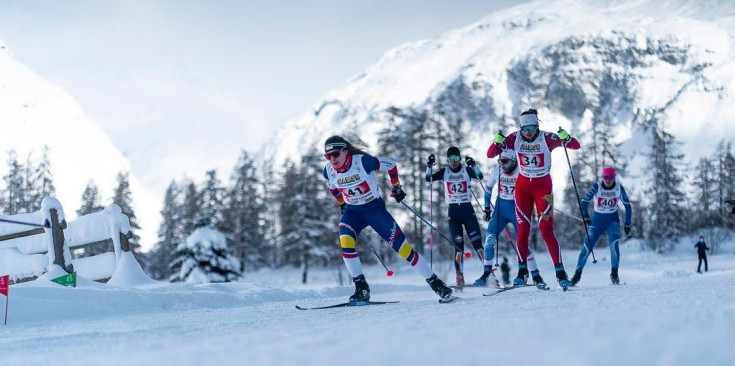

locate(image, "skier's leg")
(533, 176), (562, 267)
(368, 207), (434, 279)
(698, 255), (703, 273)
(338, 210), (369, 278)
(514, 177), (535, 265)
(483, 208), (501, 267)
(704, 255), (708, 272)
(447, 214), (465, 277)
(576, 217), (605, 272)
(607, 218), (621, 270)
(464, 208), (485, 262)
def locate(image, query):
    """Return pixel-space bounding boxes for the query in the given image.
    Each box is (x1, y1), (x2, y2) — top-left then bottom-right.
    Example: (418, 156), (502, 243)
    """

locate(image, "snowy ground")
(1, 239), (734, 366)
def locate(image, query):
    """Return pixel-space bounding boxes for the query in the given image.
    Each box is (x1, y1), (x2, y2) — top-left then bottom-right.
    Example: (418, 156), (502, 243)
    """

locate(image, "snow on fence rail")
(0, 197), (139, 284)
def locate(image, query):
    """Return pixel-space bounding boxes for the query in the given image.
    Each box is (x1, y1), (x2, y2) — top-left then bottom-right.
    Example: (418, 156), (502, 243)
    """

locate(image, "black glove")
(583, 216), (591, 226)
(465, 156), (476, 168)
(391, 185), (406, 203)
(483, 207), (492, 221)
(624, 224), (631, 235)
(427, 154), (436, 168)
(339, 203), (346, 215)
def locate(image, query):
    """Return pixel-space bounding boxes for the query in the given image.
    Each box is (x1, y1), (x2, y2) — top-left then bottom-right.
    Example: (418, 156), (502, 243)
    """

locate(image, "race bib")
(518, 153), (545, 168)
(446, 181), (468, 195)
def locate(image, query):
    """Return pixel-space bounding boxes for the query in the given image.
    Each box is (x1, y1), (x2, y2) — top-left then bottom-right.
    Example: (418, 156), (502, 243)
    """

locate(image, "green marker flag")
(51, 271), (76, 288)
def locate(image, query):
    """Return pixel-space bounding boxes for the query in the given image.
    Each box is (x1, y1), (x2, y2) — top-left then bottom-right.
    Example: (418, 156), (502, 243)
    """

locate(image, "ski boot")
(473, 270), (489, 287)
(349, 274), (370, 302)
(455, 273), (465, 288)
(610, 268), (620, 285)
(531, 270), (548, 290)
(513, 262), (529, 286)
(555, 265), (571, 291)
(427, 274), (453, 300)
(570, 270), (582, 286)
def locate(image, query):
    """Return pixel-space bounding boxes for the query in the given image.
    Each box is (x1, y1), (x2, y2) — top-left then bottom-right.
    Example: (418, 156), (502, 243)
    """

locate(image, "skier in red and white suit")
(487, 109), (580, 288)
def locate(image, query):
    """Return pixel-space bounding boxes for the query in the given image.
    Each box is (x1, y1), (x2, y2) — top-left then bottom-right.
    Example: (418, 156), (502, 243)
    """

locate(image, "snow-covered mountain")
(266, 0), (735, 197)
(0, 41), (157, 248)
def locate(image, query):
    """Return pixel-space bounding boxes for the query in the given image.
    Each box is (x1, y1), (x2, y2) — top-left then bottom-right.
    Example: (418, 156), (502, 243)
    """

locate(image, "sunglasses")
(324, 150), (344, 160)
(603, 175), (615, 181)
(447, 156), (461, 162)
(521, 125), (538, 132)
(500, 158), (511, 164)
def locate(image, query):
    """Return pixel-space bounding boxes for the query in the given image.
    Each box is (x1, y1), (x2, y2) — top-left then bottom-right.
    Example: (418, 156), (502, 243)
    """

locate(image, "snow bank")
(107, 251), (158, 287)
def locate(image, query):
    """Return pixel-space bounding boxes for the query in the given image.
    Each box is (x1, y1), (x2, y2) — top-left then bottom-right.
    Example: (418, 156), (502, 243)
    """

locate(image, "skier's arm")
(425, 167), (444, 182)
(466, 165), (484, 181)
(367, 155), (401, 187)
(580, 183), (598, 219)
(323, 166), (345, 205)
(487, 133), (516, 158)
(484, 166), (499, 207)
(546, 132), (581, 150)
(620, 184), (633, 225)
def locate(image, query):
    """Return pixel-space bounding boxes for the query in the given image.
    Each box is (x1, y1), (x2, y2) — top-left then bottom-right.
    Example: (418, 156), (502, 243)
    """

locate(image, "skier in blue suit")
(475, 149), (546, 289)
(571, 166), (632, 286)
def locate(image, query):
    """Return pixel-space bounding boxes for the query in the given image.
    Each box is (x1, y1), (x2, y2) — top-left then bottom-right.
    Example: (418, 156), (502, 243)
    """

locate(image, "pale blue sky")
(0, 0), (526, 186)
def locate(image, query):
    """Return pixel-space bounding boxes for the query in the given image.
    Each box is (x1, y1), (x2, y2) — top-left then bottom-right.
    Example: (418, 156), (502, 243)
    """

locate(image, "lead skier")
(476, 149), (547, 289)
(322, 135), (453, 302)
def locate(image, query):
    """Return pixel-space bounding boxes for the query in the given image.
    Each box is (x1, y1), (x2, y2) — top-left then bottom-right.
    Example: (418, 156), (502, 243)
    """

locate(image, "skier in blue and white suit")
(571, 166), (633, 286)
(476, 149), (546, 289)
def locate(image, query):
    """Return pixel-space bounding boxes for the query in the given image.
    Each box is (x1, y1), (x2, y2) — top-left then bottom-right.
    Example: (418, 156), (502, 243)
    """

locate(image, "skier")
(487, 108), (581, 289)
(322, 135), (453, 302)
(695, 235), (709, 273)
(425, 146), (485, 287)
(475, 149), (547, 289)
(570, 166), (632, 286)
(500, 257), (511, 285)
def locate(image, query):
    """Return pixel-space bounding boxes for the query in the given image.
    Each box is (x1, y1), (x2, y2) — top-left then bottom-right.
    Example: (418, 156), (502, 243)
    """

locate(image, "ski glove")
(493, 133), (505, 145)
(557, 128), (571, 141)
(340, 203), (346, 215)
(465, 156), (476, 168)
(483, 207), (492, 221)
(391, 185), (406, 203)
(427, 154), (436, 168)
(624, 224), (631, 235)
(583, 216), (591, 226)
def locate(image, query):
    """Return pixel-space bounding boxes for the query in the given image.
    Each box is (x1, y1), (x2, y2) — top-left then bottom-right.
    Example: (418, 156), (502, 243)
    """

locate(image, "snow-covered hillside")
(266, 0), (735, 192)
(2, 239), (734, 366)
(0, 41), (157, 247)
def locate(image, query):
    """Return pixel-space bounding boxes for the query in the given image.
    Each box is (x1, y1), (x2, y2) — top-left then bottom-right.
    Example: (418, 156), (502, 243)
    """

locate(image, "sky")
(0, 0), (526, 249)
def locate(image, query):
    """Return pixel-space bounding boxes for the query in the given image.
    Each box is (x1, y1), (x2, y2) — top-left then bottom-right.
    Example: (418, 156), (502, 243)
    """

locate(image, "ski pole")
(0, 217), (48, 228)
(559, 127), (597, 264)
(399, 201), (463, 253)
(363, 236), (394, 277)
(428, 164), (434, 269)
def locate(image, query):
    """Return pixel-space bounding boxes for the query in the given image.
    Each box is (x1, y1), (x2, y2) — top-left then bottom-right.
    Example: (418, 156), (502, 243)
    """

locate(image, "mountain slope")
(266, 0), (735, 195)
(0, 41), (157, 247)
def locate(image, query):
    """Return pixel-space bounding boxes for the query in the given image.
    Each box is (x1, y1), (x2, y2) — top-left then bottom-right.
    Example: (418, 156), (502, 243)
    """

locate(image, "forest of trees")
(2, 113), (734, 284)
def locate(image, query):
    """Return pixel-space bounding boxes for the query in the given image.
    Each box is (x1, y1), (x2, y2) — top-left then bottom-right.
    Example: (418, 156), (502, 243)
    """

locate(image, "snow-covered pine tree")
(111, 172), (142, 256)
(259, 156), (279, 268)
(644, 122), (687, 252)
(148, 180), (183, 280)
(713, 141), (735, 229)
(181, 180), (200, 236)
(169, 215), (241, 284)
(690, 157), (718, 228)
(198, 170), (225, 230)
(76, 180), (107, 257)
(3, 150), (28, 215)
(277, 155), (338, 283)
(222, 151), (266, 271)
(27, 145), (55, 211)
